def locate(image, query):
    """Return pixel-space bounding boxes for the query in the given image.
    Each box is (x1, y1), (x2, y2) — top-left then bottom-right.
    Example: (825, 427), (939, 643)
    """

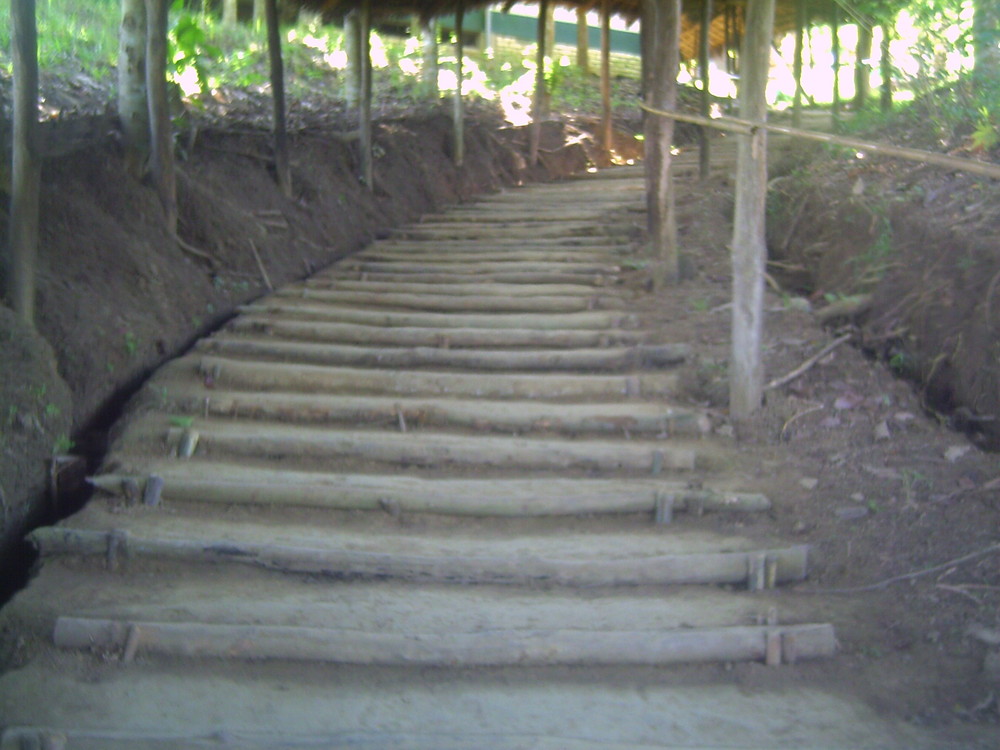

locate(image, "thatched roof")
(297, 1), (858, 62)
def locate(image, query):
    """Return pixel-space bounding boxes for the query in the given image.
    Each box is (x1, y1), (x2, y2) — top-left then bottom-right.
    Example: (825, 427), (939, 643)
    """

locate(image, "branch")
(764, 334), (852, 391)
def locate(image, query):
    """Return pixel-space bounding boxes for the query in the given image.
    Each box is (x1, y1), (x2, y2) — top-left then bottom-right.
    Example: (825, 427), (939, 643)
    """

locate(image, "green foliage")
(52, 435), (75, 455)
(169, 1), (222, 91)
(970, 106), (999, 152)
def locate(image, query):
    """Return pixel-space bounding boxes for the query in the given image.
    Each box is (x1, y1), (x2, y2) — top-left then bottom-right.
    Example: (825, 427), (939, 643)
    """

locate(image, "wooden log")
(340, 260), (621, 276)
(301, 279), (628, 299)
(158, 420), (707, 472)
(90, 464), (771, 515)
(235, 303), (635, 330)
(318, 270), (619, 286)
(33, 527), (809, 586)
(371, 234), (627, 247)
(195, 337), (690, 372)
(194, 356), (681, 399)
(272, 288), (628, 313)
(356, 250), (620, 265)
(162, 387), (709, 436)
(227, 317), (645, 349)
(53, 617), (836, 666)
(389, 223), (611, 240)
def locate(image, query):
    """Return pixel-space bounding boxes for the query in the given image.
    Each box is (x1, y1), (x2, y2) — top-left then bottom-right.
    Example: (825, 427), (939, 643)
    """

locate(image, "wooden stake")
(248, 240), (273, 290)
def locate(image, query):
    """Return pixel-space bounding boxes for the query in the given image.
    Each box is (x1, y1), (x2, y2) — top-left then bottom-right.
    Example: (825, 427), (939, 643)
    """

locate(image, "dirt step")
(189, 355), (681, 398)
(91, 459), (770, 515)
(195, 337), (690, 371)
(272, 287), (630, 312)
(226, 315), (646, 348)
(159, 384), (710, 436)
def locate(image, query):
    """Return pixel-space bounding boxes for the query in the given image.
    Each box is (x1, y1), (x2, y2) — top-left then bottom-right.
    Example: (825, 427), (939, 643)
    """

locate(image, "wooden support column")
(600, 1), (612, 161)
(6, 0), (40, 324)
(831, 2), (841, 127)
(698, 0), (713, 179)
(359, 0), (373, 189)
(145, 0), (177, 235)
(529, 0), (549, 167)
(879, 23), (892, 112)
(728, 0), (775, 419)
(576, 7), (590, 72)
(453, 7), (465, 166)
(265, 0), (291, 196)
(644, 0), (681, 287)
(791, 0), (805, 127)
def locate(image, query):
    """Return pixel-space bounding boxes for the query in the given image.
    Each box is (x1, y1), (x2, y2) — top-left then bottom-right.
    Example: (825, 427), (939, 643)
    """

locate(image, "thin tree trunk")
(879, 23), (892, 112)
(453, 7), (465, 166)
(344, 10), (361, 107)
(253, 0), (265, 27)
(223, 0), (237, 25)
(600, 1), (612, 161)
(831, 2), (840, 127)
(543, 1), (556, 117)
(421, 17), (438, 98)
(529, 0), (549, 166)
(119, 0), (149, 178)
(644, 0), (681, 288)
(854, 24), (872, 110)
(576, 8), (590, 72)
(972, 0), (1000, 83)
(6, 0), (40, 325)
(729, 0), (775, 419)
(358, 0), (373, 189)
(265, 0), (291, 196)
(698, 0), (713, 179)
(791, 0), (804, 127)
(145, 0), (176, 235)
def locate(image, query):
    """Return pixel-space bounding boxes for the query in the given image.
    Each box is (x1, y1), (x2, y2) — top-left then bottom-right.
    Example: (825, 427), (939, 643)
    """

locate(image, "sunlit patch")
(855, 152), (866, 159)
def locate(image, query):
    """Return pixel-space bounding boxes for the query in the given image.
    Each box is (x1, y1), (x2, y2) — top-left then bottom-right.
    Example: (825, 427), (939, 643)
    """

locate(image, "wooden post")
(698, 0), (713, 179)
(854, 23), (873, 110)
(644, 0), (681, 287)
(791, 0), (805, 128)
(421, 17), (438, 98)
(6, 0), (40, 325)
(728, 0), (775, 419)
(831, 2), (841, 127)
(118, 0), (149, 178)
(576, 7), (590, 72)
(879, 23), (892, 112)
(600, 1), (612, 161)
(344, 10), (361, 107)
(529, 0), (549, 167)
(265, 0), (291, 197)
(359, 0), (373, 189)
(453, 7), (465, 166)
(145, 0), (177, 235)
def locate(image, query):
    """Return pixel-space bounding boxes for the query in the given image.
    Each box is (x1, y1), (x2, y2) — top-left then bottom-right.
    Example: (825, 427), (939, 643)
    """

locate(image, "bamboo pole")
(90, 465), (770, 515)
(34, 527), (808, 586)
(265, 0), (291, 196)
(600, 1), (612, 161)
(729, 0), (774, 419)
(576, 7), (590, 72)
(6, 0), (40, 325)
(318, 270), (618, 286)
(698, 0), (713, 179)
(53, 617), (836, 666)
(453, 7), (465, 166)
(302, 279), (627, 298)
(272, 287), (628, 312)
(880, 23), (892, 112)
(529, 0), (549, 166)
(792, 0), (805, 128)
(359, 0), (373, 189)
(421, 16), (438, 98)
(831, 2), (841, 128)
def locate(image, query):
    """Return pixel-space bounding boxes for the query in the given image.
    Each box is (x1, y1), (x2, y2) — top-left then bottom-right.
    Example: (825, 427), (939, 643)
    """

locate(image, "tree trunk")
(644, 0), (681, 287)
(421, 18), (439, 98)
(253, 0), (265, 27)
(529, 0), (549, 166)
(453, 8), (465, 166)
(972, 0), (1000, 83)
(343, 10), (361, 107)
(222, 0), (237, 25)
(6, 0), (40, 325)
(698, 0), (713, 178)
(145, 0), (176, 235)
(854, 23), (872, 110)
(600, 1), (612, 161)
(576, 8), (589, 72)
(640, 0), (654, 97)
(830, 2), (840, 127)
(729, 0), (775, 419)
(265, 0), (291, 196)
(358, 0), (373, 189)
(880, 23), (892, 113)
(118, 0), (149, 178)
(791, 0), (805, 127)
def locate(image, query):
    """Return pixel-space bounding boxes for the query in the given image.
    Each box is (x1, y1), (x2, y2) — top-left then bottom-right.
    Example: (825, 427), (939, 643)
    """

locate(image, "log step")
(318, 269), (621, 286)
(159, 385), (710, 436)
(53, 616), (835, 667)
(195, 337), (689, 371)
(90, 461), (768, 515)
(301, 278), (630, 298)
(226, 316), (646, 349)
(340, 260), (622, 275)
(190, 355), (680, 398)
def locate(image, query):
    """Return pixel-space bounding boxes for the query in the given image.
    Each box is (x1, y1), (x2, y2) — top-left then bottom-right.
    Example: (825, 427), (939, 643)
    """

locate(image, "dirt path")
(1, 151), (997, 748)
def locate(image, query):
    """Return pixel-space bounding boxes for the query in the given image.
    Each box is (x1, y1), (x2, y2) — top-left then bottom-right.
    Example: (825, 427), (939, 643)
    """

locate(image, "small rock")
(835, 506), (869, 521)
(893, 411), (916, 423)
(792, 520), (809, 534)
(850, 492), (865, 502)
(784, 297), (812, 313)
(819, 416), (841, 428)
(834, 394), (861, 410)
(800, 477), (819, 490)
(873, 420), (891, 441)
(944, 445), (971, 463)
